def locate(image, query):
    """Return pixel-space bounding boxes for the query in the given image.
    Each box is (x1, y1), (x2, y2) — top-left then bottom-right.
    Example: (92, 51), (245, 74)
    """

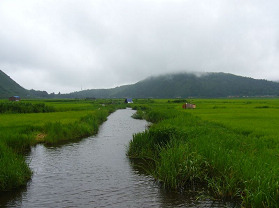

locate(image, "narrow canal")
(1, 109), (236, 207)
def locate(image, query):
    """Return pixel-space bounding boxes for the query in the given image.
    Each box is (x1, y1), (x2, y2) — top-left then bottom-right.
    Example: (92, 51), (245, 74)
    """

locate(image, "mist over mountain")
(64, 72), (279, 99)
(1, 70), (279, 99)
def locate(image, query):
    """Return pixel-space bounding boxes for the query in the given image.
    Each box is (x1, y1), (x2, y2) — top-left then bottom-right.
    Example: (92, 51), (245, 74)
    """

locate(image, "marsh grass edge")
(128, 100), (279, 207)
(0, 99), (126, 191)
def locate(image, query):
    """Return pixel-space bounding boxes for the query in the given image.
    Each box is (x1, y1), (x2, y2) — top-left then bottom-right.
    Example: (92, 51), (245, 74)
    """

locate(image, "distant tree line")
(0, 102), (55, 114)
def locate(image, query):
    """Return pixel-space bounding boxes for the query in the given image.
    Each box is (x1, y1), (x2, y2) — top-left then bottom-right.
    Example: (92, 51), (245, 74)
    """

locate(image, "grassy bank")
(0, 143), (31, 191)
(128, 99), (279, 207)
(0, 99), (125, 191)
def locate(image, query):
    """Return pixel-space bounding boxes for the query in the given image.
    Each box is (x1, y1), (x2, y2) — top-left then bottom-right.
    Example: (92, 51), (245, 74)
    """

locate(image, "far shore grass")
(0, 99), (126, 191)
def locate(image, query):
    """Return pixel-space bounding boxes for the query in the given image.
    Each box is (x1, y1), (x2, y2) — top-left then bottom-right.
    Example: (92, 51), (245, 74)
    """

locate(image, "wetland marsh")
(1, 98), (278, 207)
(1, 109), (233, 207)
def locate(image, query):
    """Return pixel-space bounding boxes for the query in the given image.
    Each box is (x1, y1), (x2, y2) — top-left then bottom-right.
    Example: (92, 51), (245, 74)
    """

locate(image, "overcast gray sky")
(0, 0), (279, 93)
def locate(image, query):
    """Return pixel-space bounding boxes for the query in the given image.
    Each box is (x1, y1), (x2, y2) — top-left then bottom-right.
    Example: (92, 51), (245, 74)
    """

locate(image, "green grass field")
(186, 99), (279, 137)
(128, 98), (279, 207)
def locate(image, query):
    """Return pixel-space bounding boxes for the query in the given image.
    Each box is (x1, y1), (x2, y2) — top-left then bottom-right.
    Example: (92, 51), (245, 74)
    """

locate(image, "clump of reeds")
(0, 142), (32, 190)
(43, 109), (110, 144)
(131, 110), (145, 119)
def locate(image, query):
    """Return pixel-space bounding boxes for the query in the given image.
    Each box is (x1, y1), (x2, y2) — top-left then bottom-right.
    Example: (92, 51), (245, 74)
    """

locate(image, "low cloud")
(1, 0), (279, 93)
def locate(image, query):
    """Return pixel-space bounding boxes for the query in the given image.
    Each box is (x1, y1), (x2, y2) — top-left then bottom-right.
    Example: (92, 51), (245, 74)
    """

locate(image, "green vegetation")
(0, 101), (55, 113)
(0, 143), (31, 190)
(67, 73), (279, 98)
(2, 69), (279, 99)
(0, 70), (59, 99)
(0, 99), (125, 191)
(0, 70), (28, 98)
(128, 98), (279, 207)
(43, 110), (109, 144)
(2, 97), (279, 207)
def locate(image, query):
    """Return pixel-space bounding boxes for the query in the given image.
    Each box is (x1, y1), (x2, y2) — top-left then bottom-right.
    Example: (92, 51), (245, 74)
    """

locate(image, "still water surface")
(1, 109), (236, 207)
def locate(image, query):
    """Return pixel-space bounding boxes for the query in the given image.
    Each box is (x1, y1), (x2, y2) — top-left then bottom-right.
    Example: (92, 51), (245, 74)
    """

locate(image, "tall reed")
(0, 142), (32, 190)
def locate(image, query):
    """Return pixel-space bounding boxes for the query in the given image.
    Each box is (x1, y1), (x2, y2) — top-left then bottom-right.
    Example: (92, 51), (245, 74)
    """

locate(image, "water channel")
(1, 109), (237, 207)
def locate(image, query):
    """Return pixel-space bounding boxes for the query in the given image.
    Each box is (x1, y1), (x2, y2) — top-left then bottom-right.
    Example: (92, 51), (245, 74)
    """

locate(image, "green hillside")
(65, 72), (279, 98)
(0, 70), (28, 99)
(1, 70), (279, 99)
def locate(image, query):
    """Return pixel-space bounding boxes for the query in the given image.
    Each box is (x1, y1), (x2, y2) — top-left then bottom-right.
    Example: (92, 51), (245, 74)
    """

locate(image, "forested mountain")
(1, 70), (279, 99)
(65, 72), (279, 98)
(0, 70), (50, 99)
(0, 70), (29, 98)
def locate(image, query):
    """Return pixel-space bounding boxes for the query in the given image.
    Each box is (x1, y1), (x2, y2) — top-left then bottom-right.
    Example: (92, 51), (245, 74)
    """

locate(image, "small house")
(182, 103), (196, 109)
(124, 98), (133, 104)
(9, 96), (21, 101)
